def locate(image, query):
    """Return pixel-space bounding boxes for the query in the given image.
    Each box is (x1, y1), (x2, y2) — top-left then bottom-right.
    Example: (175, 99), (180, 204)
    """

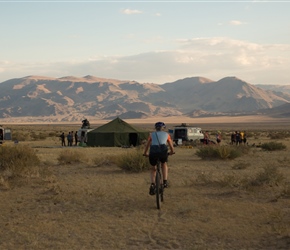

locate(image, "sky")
(0, 0), (290, 85)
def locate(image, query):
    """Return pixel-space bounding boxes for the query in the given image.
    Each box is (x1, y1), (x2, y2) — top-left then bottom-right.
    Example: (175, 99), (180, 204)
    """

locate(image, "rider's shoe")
(163, 181), (168, 188)
(149, 184), (156, 195)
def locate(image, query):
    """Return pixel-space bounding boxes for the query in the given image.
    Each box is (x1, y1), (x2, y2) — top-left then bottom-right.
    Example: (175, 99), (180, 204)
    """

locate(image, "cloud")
(121, 8), (142, 15)
(1, 38), (290, 85)
(229, 20), (246, 26)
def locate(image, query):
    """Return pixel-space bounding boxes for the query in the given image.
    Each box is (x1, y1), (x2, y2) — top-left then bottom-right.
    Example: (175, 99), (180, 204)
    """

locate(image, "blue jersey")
(149, 131), (170, 145)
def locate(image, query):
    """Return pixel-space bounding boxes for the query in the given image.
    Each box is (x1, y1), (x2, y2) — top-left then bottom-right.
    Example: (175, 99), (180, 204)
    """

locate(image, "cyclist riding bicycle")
(143, 122), (175, 195)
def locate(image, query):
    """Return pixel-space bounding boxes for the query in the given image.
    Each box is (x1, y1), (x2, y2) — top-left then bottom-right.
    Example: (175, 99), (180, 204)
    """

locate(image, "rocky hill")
(0, 75), (289, 122)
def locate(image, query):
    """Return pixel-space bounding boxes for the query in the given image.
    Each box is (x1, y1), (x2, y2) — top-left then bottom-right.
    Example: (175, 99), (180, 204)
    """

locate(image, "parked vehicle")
(168, 123), (203, 145)
(0, 125), (12, 144)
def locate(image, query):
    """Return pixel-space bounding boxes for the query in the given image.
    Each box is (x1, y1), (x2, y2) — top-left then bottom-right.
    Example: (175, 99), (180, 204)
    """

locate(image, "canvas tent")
(87, 117), (149, 147)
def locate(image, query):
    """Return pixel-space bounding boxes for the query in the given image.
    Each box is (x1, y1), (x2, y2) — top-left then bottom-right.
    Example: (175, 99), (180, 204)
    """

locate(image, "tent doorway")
(129, 133), (138, 147)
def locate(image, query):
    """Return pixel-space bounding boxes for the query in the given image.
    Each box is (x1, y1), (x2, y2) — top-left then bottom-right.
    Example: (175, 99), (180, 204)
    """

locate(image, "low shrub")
(115, 148), (150, 172)
(195, 171), (214, 185)
(92, 156), (111, 167)
(268, 131), (290, 140)
(260, 142), (286, 151)
(219, 174), (242, 188)
(57, 150), (85, 165)
(196, 145), (246, 160)
(11, 131), (30, 141)
(30, 132), (49, 141)
(249, 166), (285, 187)
(0, 145), (40, 178)
(193, 166), (285, 189)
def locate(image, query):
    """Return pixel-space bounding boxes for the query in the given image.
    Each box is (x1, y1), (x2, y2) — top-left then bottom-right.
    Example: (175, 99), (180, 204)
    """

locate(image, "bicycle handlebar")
(143, 152), (175, 157)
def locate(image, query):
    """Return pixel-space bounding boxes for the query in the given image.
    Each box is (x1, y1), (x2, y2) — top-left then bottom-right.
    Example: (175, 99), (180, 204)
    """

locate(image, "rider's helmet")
(155, 121), (166, 129)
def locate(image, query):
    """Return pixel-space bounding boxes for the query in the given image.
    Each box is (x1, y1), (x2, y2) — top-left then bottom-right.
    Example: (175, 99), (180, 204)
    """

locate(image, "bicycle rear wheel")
(155, 170), (161, 209)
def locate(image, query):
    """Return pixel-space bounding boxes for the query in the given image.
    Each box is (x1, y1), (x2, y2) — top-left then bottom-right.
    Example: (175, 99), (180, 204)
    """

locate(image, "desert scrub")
(57, 149), (85, 165)
(0, 144), (40, 178)
(193, 166), (285, 189)
(12, 131), (30, 141)
(30, 131), (48, 141)
(115, 148), (150, 172)
(195, 145), (247, 160)
(249, 165), (285, 187)
(260, 141), (286, 151)
(268, 131), (290, 140)
(92, 156), (111, 167)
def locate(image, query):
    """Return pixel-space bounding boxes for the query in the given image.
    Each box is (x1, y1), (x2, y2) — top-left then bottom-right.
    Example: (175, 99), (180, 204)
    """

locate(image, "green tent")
(87, 117), (149, 147)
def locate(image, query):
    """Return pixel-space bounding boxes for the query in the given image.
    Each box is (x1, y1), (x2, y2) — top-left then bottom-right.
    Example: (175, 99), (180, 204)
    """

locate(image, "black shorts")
(149, 153), (168, 166)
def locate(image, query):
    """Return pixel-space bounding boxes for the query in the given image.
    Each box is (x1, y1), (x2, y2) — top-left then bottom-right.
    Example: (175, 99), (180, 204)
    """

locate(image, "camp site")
(1, 119), (290, 249)
(86, 117), (149, 147)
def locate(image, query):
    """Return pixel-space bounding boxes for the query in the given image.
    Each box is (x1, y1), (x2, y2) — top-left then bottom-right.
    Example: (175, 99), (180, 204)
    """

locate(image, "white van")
(169, 123), (203, 145)
(0, 126), (12, 144)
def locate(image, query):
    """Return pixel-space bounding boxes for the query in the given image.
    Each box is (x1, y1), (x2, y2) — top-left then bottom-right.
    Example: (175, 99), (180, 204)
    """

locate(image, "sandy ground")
(0, 121), (290, 249)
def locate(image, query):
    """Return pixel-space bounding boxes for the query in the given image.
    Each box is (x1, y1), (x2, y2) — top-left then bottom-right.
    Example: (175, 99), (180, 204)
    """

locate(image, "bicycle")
(144, 152), (174, 210)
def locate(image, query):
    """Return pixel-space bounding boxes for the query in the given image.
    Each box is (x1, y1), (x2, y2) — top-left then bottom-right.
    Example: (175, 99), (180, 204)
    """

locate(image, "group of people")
(202, 130), (222, 145)
(231, 131), (247, 145)
(202, 130), (248, 146)
(60, 131), (78, 147)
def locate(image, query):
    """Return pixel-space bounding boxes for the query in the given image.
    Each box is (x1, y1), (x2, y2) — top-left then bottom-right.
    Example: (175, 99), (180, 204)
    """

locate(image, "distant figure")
(82, 119), (90, 129)
(203, 131), (210, 145)
(235, 131), (241, 146)
(231, 132), (236, 145)
(67, 132), (73, 146)
(60, 132), (66, 146)
(216, 131), (222, 145)
(75, 131), (78, 146)
(242, 131), (247, 145)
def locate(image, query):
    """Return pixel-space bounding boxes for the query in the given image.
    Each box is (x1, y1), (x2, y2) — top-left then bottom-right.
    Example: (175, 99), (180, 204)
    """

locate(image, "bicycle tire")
(156, 169), (161, 209)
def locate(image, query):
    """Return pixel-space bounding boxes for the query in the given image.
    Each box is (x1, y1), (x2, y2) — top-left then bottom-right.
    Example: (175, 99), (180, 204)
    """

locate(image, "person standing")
(231, 132), (236, 145)
(203, 131), (210, 145)
(71, 131), (74, 146)
(242, 131), (247, 145)
(60, 132), (66, 146)
(216, 131), (222, 145)
(143, 122), (175, 195)
(74, 131), (78, 146)
(67, 132), (72, 146)
(235, 131), (241, 146)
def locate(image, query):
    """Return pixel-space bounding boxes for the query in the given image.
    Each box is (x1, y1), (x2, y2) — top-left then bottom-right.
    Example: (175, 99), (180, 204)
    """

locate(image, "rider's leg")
(161, 162), (168, 180)
(161, 162), (168, 187)
(150, 165), (157, 184)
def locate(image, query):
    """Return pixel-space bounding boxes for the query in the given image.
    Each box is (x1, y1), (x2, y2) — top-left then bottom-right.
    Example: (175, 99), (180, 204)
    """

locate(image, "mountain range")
(0, 75), (290, 122)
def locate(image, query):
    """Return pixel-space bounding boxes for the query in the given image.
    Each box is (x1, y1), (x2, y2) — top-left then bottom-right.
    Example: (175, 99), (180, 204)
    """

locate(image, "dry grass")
(0, 122), (290, 249)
